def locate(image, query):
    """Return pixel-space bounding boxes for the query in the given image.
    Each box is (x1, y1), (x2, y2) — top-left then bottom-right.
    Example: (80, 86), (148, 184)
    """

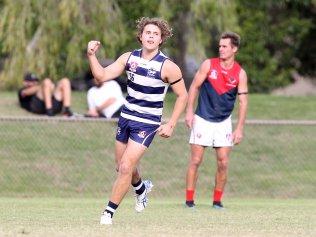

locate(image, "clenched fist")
(87, 41), (101, 56)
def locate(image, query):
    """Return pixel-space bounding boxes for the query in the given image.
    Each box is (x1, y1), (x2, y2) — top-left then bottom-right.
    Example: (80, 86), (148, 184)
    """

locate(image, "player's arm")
(87, 40), (130, 83)
(233, 69), (248, 145)
(185, 59), (209, 129)
(158, 60), (188, 138)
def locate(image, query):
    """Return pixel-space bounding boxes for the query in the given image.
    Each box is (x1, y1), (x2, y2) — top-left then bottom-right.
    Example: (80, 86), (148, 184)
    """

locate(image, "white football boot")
(100, 212), (112, 225)
(135, 180), (153, 212)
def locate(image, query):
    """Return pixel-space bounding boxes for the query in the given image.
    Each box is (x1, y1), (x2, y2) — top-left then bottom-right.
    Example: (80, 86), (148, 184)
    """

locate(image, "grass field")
(1, 91), (316, 119)
(0, 198), (315, 237)
(0, 91), (315, 236)
(0, 119), (315, 199)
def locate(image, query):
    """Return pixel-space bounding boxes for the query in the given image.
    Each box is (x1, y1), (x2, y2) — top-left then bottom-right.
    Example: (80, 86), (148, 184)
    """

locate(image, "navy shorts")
(116, 116), (160, 147)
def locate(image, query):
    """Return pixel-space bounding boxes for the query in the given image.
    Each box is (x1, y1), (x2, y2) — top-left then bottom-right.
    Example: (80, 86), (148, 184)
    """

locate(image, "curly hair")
(136, 17), (173, 46)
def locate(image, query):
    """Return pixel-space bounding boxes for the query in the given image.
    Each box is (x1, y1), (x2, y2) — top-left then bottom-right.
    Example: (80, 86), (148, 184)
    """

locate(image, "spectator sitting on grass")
(85, 78), (126, 118)
(18, 72), (73, 117)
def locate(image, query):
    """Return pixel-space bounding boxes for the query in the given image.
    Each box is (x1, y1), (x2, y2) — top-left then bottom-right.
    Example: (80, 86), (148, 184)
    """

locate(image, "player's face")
(140, 24), (162, 51)
(219, 38), (237, 60)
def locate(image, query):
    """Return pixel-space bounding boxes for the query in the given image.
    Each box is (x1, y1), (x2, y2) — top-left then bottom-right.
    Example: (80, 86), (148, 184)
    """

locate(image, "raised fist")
(87, 41), (101, 56)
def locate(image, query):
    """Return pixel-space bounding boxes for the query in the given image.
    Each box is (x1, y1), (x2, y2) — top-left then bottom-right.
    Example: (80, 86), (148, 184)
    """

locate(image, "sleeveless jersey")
(121, 49), (169, 125)
(196, 58), (242, 122)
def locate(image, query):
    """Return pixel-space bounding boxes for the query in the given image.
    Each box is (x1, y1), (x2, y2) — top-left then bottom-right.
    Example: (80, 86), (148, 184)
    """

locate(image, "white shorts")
(189, 115), (233, 147)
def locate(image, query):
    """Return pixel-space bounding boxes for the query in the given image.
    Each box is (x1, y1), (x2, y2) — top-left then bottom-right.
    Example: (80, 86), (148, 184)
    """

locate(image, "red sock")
(213, 189), (223, 202)
(186, 190), (195, 202)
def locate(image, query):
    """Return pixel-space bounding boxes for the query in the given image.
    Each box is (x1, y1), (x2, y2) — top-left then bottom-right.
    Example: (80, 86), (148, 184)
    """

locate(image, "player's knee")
(118, 162), (133, 176)
(190, 156), (203, 168)
(217, 157), (228, 171)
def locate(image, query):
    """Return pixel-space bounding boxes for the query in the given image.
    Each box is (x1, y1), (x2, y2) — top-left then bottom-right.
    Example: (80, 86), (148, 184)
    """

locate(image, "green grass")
(0, 197), (315, 237)
(0, 120), (315, 198)
(0, 91), (315, 236)
(0, 91), (315, 198)
(1, 91), (316, 119)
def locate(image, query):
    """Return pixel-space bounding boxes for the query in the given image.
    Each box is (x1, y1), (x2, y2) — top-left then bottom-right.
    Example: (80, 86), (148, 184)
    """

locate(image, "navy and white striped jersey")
(121, 49), (169, 125)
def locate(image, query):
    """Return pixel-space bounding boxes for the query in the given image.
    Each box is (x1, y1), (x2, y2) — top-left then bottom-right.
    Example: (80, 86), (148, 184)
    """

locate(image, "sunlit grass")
(0, 198), (315, 237)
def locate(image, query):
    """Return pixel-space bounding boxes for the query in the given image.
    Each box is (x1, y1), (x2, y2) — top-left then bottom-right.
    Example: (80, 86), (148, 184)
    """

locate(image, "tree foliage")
(237, 0), (315, 92)
(116, 0), (160, 52)
(0, 0), (315, 92)
(158, 0), (239, 87)
(0, 0), (126, 89)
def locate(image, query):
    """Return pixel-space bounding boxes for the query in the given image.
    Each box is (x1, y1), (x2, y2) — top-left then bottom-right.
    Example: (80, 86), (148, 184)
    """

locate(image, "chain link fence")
(0, 116), (315, 199)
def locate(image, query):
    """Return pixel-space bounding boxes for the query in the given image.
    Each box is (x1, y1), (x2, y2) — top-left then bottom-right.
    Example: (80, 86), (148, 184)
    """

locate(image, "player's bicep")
(238, 69), (248, 95)
(162, 60), (186, 96)
(190, 59), (209, 89)
(162, 60), (183, 84)
(237, 69), (248, 106)
(170, 77), (187, 98)
(102, 53), (130, 81)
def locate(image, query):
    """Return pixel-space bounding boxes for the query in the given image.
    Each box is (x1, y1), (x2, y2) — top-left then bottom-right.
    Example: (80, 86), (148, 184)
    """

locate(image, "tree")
(117, 0), (160, 52)
(1, 0), (314, 92)
(159, 0), (239, 87)
(0, 0), (127, 89)
(236, 0), (314, 92)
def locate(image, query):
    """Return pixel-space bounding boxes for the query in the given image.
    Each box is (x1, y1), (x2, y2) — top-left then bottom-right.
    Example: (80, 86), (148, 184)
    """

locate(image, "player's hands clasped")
(87, 41), (101, 56)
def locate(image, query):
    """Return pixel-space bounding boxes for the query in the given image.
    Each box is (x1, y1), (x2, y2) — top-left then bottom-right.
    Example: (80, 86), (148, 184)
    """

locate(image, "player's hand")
(87, 40), (101, 56)
(157, 123), (174, 138)
(232, 128), (243, 145)
(185, 111), (195, 129)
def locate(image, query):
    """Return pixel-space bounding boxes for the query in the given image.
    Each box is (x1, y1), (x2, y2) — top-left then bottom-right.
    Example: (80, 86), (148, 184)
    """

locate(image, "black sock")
(132, 179), (142, 187)
(104, 201), (118, 218)
(132, 179), (145, 195)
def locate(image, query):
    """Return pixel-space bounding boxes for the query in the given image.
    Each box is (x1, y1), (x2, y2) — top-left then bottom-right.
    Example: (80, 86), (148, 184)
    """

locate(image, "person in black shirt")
(18, 73), (73, 116)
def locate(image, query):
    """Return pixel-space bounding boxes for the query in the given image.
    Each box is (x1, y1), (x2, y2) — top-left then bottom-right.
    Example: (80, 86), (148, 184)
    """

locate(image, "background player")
(185, 32), (248, 209)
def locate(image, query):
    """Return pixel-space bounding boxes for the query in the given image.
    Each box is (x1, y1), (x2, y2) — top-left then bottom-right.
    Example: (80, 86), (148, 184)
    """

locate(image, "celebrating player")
(87, 17), (188, 224)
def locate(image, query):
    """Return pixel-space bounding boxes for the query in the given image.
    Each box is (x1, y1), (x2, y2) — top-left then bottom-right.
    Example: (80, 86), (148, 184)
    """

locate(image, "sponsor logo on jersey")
(130, 61), (138, 72)
(117, 127), (121, 135)
(226, 77), (237, 87)
(138, 131), (147, 138)
(209, 69), (218, 80)
(147, 68), (156, 78)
